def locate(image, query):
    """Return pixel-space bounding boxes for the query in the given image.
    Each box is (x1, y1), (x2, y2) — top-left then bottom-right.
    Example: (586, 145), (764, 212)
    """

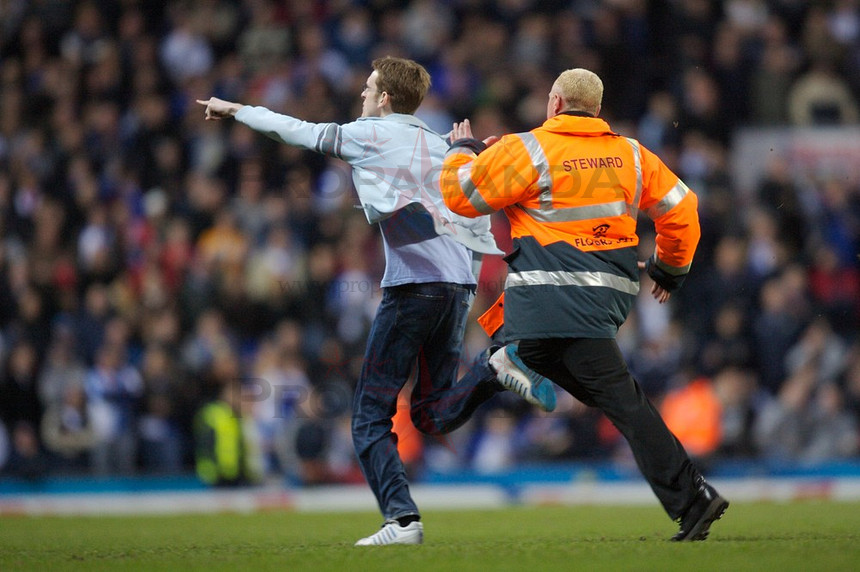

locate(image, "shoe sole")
(354, 529), (423, 546)
(675, 496), (729, 541)
(505, 345), (556, 412)
(354, 536), (423, 546)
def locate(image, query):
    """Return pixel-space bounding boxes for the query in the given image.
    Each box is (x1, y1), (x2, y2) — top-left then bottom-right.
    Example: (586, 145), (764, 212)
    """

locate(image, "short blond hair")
(553, 69), (603, 115)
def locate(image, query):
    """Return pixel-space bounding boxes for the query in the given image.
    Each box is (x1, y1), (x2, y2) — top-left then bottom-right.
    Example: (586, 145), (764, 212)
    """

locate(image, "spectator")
(180, 308), (237, 375)
(755, 154), (807, 257)
(755, 365), (859, 463)
(785, 317), (849, 387)
(37, 327), (88, 408)
(787, 58), (859, 125)
(745, 207), (789, 280)
(159, 3), (214, 84)
(626, 318), (686, 399)
(752, 273), (808, 395)
(808, 242), (860, 335)
(749, 16), (800, 125)
(40, 382), (97, 472)
(712, 367), (760, 459)
(698, 301), (754, 376)
(85, 342), (143, 475)
(193, 379), (263, 487)
(0, 340), (43, 438)
(196, 209), (248, 287)
(250, 333), (311, 475)
(59, 1), (111, 69)
(10, 285), (52, 352)
(811, 179), (860, 269)
(678, 234), (756, 347)
(236, 0), (291, 75)
(288, 382), (357, 486)
(469, 410), (517, 474)
(661, 375), (723, 461)
(637, 91), (681, 155)
(679, 68), (731, 145)
(137, 344), (184, 474)
(2, 421), (51, 480)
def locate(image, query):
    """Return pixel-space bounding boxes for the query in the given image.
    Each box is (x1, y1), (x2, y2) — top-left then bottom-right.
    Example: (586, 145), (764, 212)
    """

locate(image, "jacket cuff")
(449, 138), (487, 155)
(645, 256), (687, 292)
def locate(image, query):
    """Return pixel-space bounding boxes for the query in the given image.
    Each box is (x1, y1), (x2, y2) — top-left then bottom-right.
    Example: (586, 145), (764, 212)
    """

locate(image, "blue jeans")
(352, 282), (500, 520)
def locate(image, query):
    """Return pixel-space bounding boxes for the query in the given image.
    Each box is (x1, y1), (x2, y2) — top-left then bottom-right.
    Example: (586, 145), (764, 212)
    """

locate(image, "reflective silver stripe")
(517, 200), (628, 223)
(654, 255), (691, 276)
(647, 180), (689, 219)
(625, 137), (642, 218)
(316, 124), (343, 158)
(513, 134), (638, 224)
(506, 269), (640, 295)
(516, 132), (553, 209)
(457, 164), (494, 214)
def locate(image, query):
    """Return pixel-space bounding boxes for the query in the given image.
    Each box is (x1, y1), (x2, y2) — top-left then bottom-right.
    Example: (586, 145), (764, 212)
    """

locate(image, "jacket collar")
(358, 113), (434, 131)
(541, 113), (616, 136)
(561, 110), (595, 118)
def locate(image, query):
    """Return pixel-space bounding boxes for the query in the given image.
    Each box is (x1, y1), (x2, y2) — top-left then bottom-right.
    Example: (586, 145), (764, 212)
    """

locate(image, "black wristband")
(449, 137), (487, 155)
(645, 256), (687, 292)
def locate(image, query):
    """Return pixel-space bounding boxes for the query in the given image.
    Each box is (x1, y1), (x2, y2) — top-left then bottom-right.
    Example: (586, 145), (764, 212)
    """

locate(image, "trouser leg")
(351, 288), (422, 521)
(519, 337), (700, 519)
(409, 284), (501, 435)
(410, 346), (501, 435)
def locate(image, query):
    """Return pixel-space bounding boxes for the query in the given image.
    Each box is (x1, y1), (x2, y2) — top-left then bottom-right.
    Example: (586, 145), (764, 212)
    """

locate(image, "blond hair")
(553, 69), (603, 116)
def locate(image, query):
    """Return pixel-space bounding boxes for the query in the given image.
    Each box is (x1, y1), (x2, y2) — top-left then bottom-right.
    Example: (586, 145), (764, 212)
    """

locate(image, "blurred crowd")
(0, 0), (859, 485)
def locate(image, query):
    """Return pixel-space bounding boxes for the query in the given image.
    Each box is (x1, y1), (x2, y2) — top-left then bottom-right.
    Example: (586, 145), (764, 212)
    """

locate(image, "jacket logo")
(592, 223), (610, 238)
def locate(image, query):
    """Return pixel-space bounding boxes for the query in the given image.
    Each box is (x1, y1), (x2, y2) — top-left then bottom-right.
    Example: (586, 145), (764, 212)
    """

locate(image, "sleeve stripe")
(458, 164), (495, 214)
(625, 137), (643, 218)
(315, 124), (343, 158)
(516, 133), (553, 208)
(654, 255), (692, 275)
(647, 180), (690, 220)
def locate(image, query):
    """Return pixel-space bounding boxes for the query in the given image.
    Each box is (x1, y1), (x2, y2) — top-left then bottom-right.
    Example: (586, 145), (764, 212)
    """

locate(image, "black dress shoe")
(671, 478), (729, 541)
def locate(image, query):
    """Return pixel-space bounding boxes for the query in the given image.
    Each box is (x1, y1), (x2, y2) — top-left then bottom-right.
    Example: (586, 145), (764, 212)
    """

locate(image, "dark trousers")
(518, 337), (700, 519)
(352, 282), (500, 521)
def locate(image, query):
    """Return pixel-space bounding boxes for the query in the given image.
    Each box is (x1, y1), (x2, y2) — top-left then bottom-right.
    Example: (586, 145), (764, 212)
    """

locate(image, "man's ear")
(551, 93), (564, 116)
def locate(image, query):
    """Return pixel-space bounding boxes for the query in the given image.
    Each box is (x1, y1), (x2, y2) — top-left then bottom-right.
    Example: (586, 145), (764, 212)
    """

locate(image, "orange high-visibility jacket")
(477, 293), (505, 338)
(661, 378), (722, 457)
(441, 112), (700, 340)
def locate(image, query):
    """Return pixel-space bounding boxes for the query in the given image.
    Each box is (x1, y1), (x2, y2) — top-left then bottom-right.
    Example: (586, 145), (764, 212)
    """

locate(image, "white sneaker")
(489, 344), (557, 412)
(354, 520), (423, 546)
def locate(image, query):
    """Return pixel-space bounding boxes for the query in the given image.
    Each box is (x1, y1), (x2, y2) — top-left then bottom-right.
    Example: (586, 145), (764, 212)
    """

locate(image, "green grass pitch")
(1, 501), (859, 571)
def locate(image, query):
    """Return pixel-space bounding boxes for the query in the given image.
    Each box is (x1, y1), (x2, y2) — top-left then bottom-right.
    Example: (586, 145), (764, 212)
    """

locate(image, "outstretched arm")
(196, 96), (359, 161)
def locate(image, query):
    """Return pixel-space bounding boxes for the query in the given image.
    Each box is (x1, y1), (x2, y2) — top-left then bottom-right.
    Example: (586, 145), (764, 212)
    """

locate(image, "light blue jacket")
(235, 106), (503, 255)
